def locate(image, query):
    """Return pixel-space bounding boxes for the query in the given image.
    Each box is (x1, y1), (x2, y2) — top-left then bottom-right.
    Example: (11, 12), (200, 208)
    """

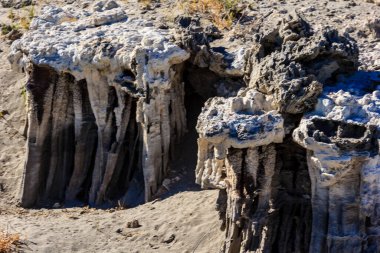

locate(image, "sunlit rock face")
(196, 89), (285, 189)
(9, 2), (190, 207)
(247, 13), (358, 114)
(8, 2), (380, 252)
(194, 12), (379, 253)
(293, 71), (380, 253)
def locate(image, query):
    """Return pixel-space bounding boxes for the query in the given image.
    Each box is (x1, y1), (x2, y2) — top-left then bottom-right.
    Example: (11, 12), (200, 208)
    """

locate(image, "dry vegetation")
(136, 0), (241, 29)
(1, 5), (35, 35)
(0, 230), (21, 253)
(178, 0), (241, 29)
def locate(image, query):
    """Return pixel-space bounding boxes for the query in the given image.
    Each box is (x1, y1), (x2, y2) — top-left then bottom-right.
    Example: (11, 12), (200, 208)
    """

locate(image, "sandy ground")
(0, 44), (26, 207)
(0, 0), (379, 252)
(0, 190), (224, 253)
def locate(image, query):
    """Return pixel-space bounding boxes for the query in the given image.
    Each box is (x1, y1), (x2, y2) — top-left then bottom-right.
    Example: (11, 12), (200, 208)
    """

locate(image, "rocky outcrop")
(8, 2), (380, 252)
(10, 3), (189, 207)
(194, 13), (380, 253)
(246, 13), (358, 114)
(196, 89), (284, 189)
(293, 71), (380, 253)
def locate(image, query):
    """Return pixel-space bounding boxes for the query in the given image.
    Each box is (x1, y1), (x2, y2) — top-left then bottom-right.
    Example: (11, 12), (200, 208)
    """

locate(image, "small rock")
(161, 234), (175, 244)
(162, 178), (171, 190)
(149, 243), (159, 249)
(6, 29), (22, 41)
(116, 228), (123, 233)
(158, 23), (168, 29)
(104, 0), (119, 10)
(82, 1), (91, 8)
(92, 0), (119, 12)
(53, 202), (61, 208)
(367, 18), (380, 38)
(127, 219), (141, 228)
(345, 26), (355, 33)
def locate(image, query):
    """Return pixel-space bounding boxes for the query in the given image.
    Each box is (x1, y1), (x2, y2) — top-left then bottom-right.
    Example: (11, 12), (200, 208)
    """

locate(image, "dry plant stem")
(0, 230), (21, 253)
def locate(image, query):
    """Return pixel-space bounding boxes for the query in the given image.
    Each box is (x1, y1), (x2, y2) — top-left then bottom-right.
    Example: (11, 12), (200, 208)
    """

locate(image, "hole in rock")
(338, 123), (367, 139)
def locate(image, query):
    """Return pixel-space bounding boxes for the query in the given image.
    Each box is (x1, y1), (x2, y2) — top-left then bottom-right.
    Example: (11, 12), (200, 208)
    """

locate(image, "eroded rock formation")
(293, 72), (380, 252)
(8, 2), (380, 252)
(195, 13), (379, 253)
(10, 2), (190, 207)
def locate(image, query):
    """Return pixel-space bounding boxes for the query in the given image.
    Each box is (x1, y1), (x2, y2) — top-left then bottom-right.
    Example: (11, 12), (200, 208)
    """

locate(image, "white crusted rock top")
(9, 3), (190, 89)
(195, 90), (284, 189)
(293, 71), (380, 184)
(314, 71), (380, 127)
(294, 71), (380, 155)
(196, 89), (285, 150)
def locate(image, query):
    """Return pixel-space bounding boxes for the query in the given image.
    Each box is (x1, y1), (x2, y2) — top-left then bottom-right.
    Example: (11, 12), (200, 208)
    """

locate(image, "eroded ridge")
(10, 2), (190, 207)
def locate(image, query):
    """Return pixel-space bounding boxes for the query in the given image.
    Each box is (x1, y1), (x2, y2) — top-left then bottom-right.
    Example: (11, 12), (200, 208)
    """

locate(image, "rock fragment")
(127, 220), (141, 228)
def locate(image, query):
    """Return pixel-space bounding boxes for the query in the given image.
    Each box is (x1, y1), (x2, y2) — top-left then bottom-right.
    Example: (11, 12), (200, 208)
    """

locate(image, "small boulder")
(367, 18), (380, 38)
(127, 219), (141, 228)
(161, 234), (175, 244)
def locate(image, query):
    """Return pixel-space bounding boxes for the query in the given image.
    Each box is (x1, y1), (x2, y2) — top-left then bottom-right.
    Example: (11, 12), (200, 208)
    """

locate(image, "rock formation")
(9, 2), (190, 207)
(195, 13), (379, 253)
(293, 71), (380, 253)
(8, 1), (380, 252)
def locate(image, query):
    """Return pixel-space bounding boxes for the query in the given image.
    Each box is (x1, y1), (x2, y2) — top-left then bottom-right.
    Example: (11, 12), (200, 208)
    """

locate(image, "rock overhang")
(197, 90), (285, 149)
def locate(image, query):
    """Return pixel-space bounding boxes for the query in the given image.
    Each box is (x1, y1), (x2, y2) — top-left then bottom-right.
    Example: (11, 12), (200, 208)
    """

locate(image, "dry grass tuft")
(179, 0), (240, 29)
(138, 0), (153, 6)
(0, 230), (21, 253)
(19, 17), (30, 30)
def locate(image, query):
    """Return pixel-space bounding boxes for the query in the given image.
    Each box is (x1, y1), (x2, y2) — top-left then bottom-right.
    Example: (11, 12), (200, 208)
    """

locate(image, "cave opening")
(159, 65), (211, 195)
(167, 63), (247, 195)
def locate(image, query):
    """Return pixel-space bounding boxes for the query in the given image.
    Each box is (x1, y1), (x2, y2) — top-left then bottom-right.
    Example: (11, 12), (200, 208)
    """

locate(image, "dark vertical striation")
(219, 144), (311, 253)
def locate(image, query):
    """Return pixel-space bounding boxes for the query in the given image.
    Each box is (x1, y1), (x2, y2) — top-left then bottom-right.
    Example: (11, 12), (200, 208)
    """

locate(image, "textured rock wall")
(8, 2), (380, 252)
(293, 72), (380, 252)
(195, 12), (379, 253)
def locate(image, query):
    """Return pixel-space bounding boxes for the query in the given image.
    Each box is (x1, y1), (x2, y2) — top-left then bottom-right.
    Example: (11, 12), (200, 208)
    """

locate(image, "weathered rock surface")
(247, 13), (358, 114)
(196, 89), (284, 189)
(10, 3), (189, 207)
(293, 71), (380, 253)
(195, 13), (379, 253)
(1, 0), (31, 8)
(7, 1), (380, 252)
